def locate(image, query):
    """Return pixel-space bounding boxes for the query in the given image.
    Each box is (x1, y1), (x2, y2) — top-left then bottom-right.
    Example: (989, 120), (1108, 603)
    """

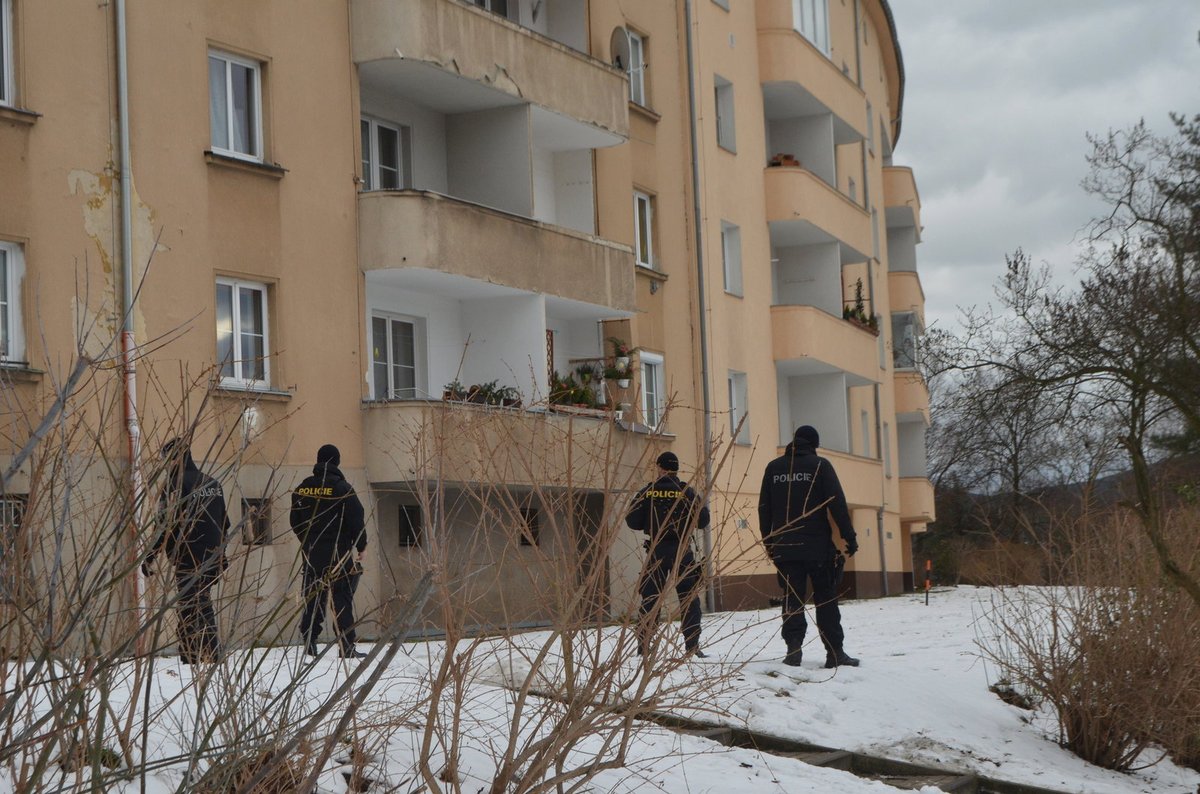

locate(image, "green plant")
(606, 337), (632, 359)
(443, 380), (467, 400)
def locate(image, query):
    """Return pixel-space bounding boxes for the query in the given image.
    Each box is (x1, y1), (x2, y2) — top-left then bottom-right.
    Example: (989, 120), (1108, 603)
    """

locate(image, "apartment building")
(0, 0), (932, 644)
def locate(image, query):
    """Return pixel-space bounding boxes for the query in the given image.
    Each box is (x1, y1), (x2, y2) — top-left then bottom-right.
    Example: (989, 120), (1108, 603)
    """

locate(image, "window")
(883, 421), (892, 476)
(626, 30), (647, 106)
(472, 0), (518, 21)
(866, 102), (875, 155)
(208, 49), (262, 161)
(360, 117), (412, 191)
(860, 410), (871, 457)
(892, 311), (920, 370)
(640, 351), (664, 430)
(728, 371), (749, 445)
(712, 0), (730, 8)
(372, 313), (423, 400)
(398, 504), (422, 547)
(0, 494), (25, 600)
(714, 74), (735, 152)
(0, 0), (13, 107)
(241, 498), (271, 546)
(872, 207), (880, 260)
(721, 221), (742, 296)
(216, 278), (270, 388)
(518, 505), (540, 547)
(634, 191), (654, 268)
(792, 0), (829, 55)
(0, 241), (24, 365)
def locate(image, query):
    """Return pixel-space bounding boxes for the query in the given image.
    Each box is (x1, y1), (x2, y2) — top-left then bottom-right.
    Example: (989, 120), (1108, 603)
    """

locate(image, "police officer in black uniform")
(626, 451), (711, 659)
(290, 444), (368, 658)
(144, 438), (229, 664)
(758, 425), (860, 669)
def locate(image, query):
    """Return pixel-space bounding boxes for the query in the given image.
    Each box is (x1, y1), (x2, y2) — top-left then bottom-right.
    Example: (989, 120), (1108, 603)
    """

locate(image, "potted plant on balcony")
(466, 380), (500, 405)
(497, 385), (522, 408)
(843, 278), (880, 334)
(443, 380), (468, 401)
(606, 337), (634, 370)
(603, 363), (632, 389)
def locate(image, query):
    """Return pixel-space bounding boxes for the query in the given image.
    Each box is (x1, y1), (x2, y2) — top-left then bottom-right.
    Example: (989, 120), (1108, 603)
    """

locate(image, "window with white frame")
(792, 0), (829, 55)
(892, 311), (920, 370)
(640, 351), (664, 430)
(360, 117), (412, 191)
(866, 102), (875, 155)
(883, 421), (892, 476)
(0, 0), (14, 107)
(215, 277), (270, 388)
(371, 313), (424, 400)
(0, 241), (25, 365)
(721, 221), (742, 296)
(634, 191), (654, 268)
(626, 29), (647, 106)
(728, 371), (749, 444)
(208, 49), (263, 161)
(1, 494), (26, 600)
(860, 410), (871, 457)
(714, 74), (735, 152)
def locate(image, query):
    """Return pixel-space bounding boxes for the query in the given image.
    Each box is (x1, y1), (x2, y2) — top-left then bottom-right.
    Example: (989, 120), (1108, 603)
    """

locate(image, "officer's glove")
(846, 543), (858, 558)
(140, 559), (154, 577)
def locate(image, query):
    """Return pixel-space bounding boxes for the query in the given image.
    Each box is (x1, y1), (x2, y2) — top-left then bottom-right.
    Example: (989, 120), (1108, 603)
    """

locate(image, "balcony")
(765, 167), (871, 262)
(362, 400), (652, 490)
(769, 447), (882, 509)
(352, 0), (628, 142)
(358, 190), (635, 312)
(899, 476), (936, 524)
(883, 166), (921, 231)
(894, 371), (930, 423)
(757, 28), (866, 142)
(771, 305), (880, 385)
(888, 270), (925, 322)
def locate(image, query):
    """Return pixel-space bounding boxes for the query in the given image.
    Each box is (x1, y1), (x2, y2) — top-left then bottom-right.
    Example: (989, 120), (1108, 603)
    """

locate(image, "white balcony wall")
(778, 372), (849, 452)
(533, 148), (595, 234)
(888, 226), (917, 272)
(773, 241), (840, 313)
(447, 106), (533, 216)
(365, 281), (464, 399)
(360, 86), (449, 193)
(461, 293), (547, 400)
(897, 420), (927, 478)
(548, 316), (602, 378)
(766, 114), (835, 186)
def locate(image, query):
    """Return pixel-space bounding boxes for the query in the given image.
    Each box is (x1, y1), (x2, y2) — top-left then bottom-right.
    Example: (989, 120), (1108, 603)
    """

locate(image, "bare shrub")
(977, 503), (1200, 771)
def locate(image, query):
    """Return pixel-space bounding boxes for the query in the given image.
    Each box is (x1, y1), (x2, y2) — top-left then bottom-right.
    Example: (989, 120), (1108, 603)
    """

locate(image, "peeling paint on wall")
(67, 165), (160, 359)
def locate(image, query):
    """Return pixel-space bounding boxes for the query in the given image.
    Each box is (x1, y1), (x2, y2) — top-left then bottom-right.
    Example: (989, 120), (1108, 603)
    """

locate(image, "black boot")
(824, 650), (860, 668)
(686, 645), (708, 659)
(340, 645), (368, 659)
(783, 640), (803, 667)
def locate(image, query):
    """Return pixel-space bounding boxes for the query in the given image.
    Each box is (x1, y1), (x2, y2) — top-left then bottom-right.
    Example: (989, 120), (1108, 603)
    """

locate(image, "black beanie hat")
(794, 425), (820, 448)
(316, 444), (341, 466)
(656, 451), (679, 472)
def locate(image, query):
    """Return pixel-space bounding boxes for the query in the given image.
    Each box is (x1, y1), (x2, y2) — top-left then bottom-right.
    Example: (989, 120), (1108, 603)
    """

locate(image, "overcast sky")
(889, 0), (1200, 334)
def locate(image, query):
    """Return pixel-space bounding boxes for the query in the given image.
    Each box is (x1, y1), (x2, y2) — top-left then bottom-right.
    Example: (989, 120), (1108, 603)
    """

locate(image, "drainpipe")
(873, 382), (888, 596)
(116, 0), (147, 645)
(683, 0), (715, 612)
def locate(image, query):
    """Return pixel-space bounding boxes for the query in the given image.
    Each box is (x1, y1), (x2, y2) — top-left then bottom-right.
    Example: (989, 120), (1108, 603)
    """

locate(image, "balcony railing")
(351, 0), (628, 140)
(765, 166), (872, 260)
(770, 305), (881, 385)
(358, 190), (636, 313)
(361, 399), (652, 490)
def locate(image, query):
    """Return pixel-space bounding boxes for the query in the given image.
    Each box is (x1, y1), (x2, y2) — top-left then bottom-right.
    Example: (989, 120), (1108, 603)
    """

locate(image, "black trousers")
(777, 559), (844, 654)
(638, 546), (703, 651)
(174, 561), (221, 663)
(301, 545), (357, 651)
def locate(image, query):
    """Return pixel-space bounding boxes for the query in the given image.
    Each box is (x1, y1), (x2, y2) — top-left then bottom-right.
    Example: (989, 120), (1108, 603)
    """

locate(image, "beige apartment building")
(0, 0), (932, 644)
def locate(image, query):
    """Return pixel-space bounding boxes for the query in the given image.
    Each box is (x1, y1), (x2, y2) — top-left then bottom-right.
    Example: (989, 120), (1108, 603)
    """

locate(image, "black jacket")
(148, 450), (229, 570)
(626, 474), (710, 552)
(757, 440), (857, 562)
(290, 463), (367, 555)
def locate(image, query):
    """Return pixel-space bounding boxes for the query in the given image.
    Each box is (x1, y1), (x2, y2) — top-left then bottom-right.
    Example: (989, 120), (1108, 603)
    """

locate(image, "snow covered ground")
(4, 586), (1197, 793)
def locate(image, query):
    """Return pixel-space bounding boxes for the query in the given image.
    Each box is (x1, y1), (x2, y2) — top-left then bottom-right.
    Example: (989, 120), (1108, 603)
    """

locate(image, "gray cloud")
(890, 0), (1200, 332)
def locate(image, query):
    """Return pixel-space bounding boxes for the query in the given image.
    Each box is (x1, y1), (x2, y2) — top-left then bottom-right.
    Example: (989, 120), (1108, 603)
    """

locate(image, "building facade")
(0, 0), (932, 644)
